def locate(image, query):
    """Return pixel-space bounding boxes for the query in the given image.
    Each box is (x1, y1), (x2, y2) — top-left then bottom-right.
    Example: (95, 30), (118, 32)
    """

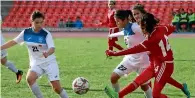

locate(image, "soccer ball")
(72, 77), (90, 95)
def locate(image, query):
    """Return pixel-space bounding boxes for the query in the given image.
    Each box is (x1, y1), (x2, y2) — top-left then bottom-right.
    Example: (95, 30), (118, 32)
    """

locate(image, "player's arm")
(109, 31), (124, 38)
(43, 48), (55, 58)
(1, 30), (24, 50)
(1, 40), (17, 50)
(164, 25), (175, 36)
(106, 34), (157, 56)
(43, 32), (55, 58)
(106, 43), (148, 56)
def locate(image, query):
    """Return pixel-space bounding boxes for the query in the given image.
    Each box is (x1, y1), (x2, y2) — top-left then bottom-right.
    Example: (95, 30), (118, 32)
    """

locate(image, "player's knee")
(26, 76), (35, 85)
(110, 73), (120, 84)
(1, 57), (7, 65)
(140, 84), (149, 91)
(52, 86), (62, 94)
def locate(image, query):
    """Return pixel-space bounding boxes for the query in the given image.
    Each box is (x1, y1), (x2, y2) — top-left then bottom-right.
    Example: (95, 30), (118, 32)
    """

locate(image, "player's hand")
(107, 34), (112, 40)
(105, 50), (116, 56)
(43, 51), (49, 58)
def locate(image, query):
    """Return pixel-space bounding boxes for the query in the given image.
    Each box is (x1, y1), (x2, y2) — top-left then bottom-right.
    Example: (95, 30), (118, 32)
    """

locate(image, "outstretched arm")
(1, 40), (17, 50)
(109, 31), (124, 38)
(164, 25), (175, 36)
(106, 44), (148, 56)
(1, 30), (25, 50)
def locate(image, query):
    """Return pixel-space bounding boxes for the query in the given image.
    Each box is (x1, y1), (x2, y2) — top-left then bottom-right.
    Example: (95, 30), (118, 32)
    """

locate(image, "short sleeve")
(46, 32), (55, 48)
(164, 25), (175, 36)
(13, 30), (24, 43)
(132, 23), (142, 34)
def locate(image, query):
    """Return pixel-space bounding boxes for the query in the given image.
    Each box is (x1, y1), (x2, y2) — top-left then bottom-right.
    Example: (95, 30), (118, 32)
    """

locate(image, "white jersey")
(109, 23), (149, 67)
(0, 15), (3, 45)
(1, 34), (5, 46)
(13, 27), (56, 66)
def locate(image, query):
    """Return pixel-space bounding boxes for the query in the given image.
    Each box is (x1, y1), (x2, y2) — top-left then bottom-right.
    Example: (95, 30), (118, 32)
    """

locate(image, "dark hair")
(109, 0), (116, 5)
(31, 11), (45, 21)
(115, 10), (129, 21)
(141, 13), (158, 34)
(126, 10), (136, 22)
(132, 4), (147, 14)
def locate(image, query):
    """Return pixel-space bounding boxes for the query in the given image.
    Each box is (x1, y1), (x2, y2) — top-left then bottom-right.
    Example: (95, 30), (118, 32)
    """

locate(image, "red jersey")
(101, 9), (117, 28)
(108, 25), (175, 64)
(141, 25), (175, 64)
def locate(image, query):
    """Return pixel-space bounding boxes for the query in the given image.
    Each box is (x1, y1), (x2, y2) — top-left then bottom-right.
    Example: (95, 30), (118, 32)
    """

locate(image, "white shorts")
(113, 56), (150, 85)
(1, 49), (7, 59)
(29, 59), (60, 81)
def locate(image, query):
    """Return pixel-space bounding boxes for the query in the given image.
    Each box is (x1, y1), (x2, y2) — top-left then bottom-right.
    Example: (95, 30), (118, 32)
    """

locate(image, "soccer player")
(97, 0), (123, 51)
(1, 15), (23, 84)
(108, 10), (152, 98)
(104, 13), (190, 98)
(1, 11), (69, 98)
(132, 4), (191, 94)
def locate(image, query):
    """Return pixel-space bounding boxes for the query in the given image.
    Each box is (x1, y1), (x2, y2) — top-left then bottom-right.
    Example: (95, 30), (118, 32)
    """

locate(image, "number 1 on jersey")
(158, 35), (171, 57)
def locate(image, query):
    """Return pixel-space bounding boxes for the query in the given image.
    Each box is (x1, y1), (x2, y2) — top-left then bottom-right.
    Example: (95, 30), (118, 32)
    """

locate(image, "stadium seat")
(4, 1), (195, 28)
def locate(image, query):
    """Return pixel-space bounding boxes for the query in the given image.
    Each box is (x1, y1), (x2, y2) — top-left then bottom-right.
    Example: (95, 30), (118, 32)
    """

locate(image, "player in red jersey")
(132, 4), (191, 94)
(104, 13), (190, 98)
(97, 0), (123, 51)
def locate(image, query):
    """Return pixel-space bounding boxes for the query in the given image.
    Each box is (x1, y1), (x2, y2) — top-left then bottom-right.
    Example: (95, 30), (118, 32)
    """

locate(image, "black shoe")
(16, 70), (23, 84)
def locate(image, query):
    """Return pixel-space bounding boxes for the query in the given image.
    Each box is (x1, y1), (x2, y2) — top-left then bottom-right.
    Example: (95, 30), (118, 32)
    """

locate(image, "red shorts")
(135, 61), (174, 86)
(108, 27), (119, 42)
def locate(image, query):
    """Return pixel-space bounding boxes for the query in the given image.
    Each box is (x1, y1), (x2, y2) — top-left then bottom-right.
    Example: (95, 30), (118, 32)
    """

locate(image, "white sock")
(5, 61), (18, 73)
(30, 83), (43, 98)
(144, 87), (153, 98)
(59, 89), (69, 98)
(112, 82), (120, 92)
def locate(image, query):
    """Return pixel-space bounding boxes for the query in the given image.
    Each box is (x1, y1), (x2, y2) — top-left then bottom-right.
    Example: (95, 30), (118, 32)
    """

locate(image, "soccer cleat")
(16, 70), (23, 84)
(104, 86), (119, 98)
(182, 83), (190, 98)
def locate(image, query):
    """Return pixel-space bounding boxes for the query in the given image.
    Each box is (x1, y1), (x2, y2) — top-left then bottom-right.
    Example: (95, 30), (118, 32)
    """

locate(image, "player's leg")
(108, 38), (114, 50)
(111, 56), (134, 92)
(152, 81), (168, 98)
(119, 65), (154, 98)
(26, 65), (43, 98)
(167, 77), (183, 89)
(105, 65), (154, 98)
(152, 62), (174, 98)
(137, 68), (152, 98)
(112, 28), (123, 50)
(1, 52), (23, 83)
(166, 63), (190, 97)
(46, 60), (68, 98)
(112, 41), (123, 50)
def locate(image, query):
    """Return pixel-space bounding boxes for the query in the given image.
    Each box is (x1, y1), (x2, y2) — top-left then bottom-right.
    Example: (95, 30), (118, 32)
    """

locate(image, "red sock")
(119, 82), (139, 98)
(113, 43), (123, 50)
(167, 77), (183, 89)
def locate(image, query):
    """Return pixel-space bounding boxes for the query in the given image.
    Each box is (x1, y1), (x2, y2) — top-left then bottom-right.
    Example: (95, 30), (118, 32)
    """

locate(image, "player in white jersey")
(107, 10), (152, 98)
(1, 11), (68, 98)
(0, 15), (23, 84)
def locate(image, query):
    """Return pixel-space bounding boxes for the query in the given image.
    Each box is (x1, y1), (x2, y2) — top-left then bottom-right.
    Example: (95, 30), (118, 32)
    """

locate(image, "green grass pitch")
(1, 37), (195, 98)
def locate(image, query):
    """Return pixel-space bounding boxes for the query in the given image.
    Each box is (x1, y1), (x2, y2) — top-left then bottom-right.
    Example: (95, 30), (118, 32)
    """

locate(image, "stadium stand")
(1, 1), (195, 28)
